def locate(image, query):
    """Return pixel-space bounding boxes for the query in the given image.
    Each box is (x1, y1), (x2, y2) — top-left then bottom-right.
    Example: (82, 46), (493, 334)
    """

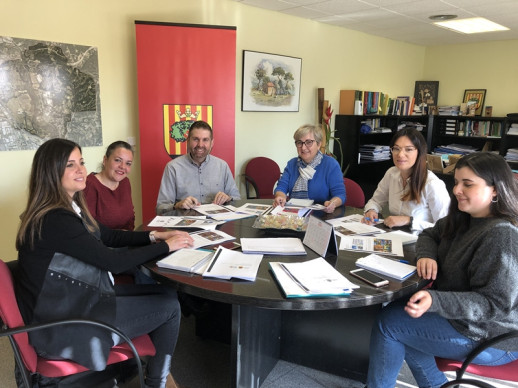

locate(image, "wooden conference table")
(143, 200), (427, 388)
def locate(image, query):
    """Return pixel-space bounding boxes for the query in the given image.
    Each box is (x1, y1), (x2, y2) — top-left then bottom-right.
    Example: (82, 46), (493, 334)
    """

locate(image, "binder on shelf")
(339, 89), (361, 115)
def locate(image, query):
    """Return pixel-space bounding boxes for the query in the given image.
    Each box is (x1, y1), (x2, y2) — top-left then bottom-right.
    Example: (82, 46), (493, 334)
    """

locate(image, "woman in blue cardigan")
(274, 124), (346, 213)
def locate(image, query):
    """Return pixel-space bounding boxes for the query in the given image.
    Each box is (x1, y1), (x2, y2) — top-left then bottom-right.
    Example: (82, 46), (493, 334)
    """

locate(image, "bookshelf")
(430, 115), (506, 156)
(333, 114), (432, 199)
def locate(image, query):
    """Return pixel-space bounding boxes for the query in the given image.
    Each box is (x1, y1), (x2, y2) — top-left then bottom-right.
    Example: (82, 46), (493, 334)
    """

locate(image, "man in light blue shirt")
(156, 121), (241, 214)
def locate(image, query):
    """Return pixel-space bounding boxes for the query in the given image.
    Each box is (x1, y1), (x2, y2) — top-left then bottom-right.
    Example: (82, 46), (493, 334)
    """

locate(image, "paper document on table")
(147, 215), (223, 230)
(287, 198), (314, 207)
(269, 257), (359, 298)
(270, 205), (312, 218)
(327, 220), (385, 237)
(203, 246), (263, 281)
(235, 203), (272, 216)
(194, 204), (253, 221)
(356, 254), (416, 280)
(380, 230), (418, 245)
(189, 229), (236, 249)
(240, 237), (306, 255)
(156, 249), (213, 273)
(339, 235), (404, 257)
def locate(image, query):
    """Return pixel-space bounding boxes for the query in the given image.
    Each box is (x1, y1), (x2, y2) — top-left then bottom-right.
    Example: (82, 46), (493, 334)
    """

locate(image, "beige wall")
(0, 0), (514, 261)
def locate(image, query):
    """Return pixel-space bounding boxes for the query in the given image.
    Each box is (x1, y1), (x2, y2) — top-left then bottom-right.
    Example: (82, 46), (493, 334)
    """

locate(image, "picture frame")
(241, 50), (302, 112)
(463, 89), (486, 116)
(414, 81), (439, 114)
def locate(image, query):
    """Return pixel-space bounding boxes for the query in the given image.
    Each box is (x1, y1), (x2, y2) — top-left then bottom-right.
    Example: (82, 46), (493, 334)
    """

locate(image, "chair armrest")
(457, 330), (518, 379)
(0, 318), (146, 388)
(244, 174), (259, 199)
(441, 378), (496, 388)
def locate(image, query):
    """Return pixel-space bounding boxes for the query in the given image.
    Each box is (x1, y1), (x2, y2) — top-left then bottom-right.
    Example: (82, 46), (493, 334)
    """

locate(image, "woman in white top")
(362, 127), (450, 233)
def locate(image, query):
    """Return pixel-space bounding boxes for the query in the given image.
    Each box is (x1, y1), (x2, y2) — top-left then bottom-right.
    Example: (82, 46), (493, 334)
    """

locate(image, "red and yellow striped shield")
(163, 104), (213, 157)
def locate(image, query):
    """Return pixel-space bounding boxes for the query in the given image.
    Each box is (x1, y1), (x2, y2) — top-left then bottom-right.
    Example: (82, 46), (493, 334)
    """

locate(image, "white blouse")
(364, 166), (451, 233)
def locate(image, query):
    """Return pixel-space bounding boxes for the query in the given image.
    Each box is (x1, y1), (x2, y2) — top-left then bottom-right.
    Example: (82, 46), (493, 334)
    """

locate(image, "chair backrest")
(343, 178), (366, 208)
(0, 260), (38, 372)
(245, 157), (281, 199)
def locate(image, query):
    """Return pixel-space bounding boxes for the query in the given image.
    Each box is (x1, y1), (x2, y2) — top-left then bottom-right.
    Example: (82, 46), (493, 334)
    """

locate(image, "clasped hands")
(175, 192), (232, 209)
(405, 258), (437, 318)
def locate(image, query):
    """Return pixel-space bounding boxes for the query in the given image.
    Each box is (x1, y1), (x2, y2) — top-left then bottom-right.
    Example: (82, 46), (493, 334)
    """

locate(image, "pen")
(365, 217), (379, 222)
(206, 248), (222, 272)
(398, 259), (410, 264)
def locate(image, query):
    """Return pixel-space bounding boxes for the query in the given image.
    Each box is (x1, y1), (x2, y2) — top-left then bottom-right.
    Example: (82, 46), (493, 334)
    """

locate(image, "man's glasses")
(295, 139), (315, 148)
(390, 146), (417, 154)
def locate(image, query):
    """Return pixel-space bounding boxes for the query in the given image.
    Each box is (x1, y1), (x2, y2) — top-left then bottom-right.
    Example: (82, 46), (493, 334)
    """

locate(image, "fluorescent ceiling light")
(434, 17), (509, 34)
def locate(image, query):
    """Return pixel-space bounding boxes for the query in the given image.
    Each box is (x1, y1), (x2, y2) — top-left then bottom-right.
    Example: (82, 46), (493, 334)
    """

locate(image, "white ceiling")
(232, 0), (518, 46)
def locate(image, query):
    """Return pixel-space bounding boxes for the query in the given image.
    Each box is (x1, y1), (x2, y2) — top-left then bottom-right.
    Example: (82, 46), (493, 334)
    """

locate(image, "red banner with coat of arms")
(135, 22), (236, 222)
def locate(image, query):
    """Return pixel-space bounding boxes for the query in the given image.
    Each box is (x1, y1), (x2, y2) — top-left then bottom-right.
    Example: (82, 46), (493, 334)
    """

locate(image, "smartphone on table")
(350, 268), (389, 287)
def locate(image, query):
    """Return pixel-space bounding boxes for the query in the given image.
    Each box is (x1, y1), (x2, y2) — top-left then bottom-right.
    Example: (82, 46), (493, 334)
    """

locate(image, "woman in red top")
(84, 141), (135, 230)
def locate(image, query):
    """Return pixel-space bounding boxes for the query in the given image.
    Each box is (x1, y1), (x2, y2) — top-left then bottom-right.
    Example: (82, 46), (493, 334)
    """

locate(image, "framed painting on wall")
(463, 89), (486, 116)
(241, 50), (302, 112)
(414, 81), (439, 114)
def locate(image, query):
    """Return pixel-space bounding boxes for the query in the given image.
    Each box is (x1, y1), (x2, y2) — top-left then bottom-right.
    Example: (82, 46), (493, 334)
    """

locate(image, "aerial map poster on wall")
(0, 36), (102, 151)
(135, 21), (236, 221)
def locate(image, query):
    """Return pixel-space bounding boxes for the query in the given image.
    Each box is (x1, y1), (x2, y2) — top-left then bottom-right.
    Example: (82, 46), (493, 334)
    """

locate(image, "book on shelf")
(339, 89), (361, 115)
(240, 237), (306, 255)
(355, 253), (416, 280)
(269, 257), (359, 298)
(202, 246), (263, 281)
(156, 249), (213, 274)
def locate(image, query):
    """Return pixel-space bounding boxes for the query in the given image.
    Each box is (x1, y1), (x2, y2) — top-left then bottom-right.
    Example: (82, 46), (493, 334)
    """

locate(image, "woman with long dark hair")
(366, 152), (518, 387)
(16, 138), (193, 388)
(362, 127), (450, 232)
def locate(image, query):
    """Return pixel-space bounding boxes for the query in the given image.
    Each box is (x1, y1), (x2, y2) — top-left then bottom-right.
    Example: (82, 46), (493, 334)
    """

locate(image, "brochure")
(156, 249), (213, 274)
(269, 257), (359, 298)
(234, 203), (272, 216)
(355, 253), (416, 280)
(327, 220), (385, 237)
(339, 235), (404, 257)
(202, 246), (263, 281)
(194, 204), (253, 221)
(189, 229), (236, 249)
(240, 237), (306, 255)
(147, 215), (223, 230)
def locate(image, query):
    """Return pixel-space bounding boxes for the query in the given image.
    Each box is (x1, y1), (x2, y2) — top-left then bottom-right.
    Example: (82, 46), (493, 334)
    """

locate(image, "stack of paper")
(240, 237), (306, 255)
(269, 257), (359, 298)
(356, 254), (416, 280)
(203, 246), (263, 281)
(156, 249), (213, 274)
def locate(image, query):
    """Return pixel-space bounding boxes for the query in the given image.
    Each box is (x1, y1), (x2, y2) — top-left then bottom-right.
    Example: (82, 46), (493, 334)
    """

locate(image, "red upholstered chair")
(343, 178), (366, 208)
(0, 260), (156, 388)
(244, 157), (281, 199)
(436, 330), (518, 388)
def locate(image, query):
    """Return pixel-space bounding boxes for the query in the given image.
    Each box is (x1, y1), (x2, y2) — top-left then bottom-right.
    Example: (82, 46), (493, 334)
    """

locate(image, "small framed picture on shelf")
(463, 89), (486, 116)
(414, 81), (439, 114)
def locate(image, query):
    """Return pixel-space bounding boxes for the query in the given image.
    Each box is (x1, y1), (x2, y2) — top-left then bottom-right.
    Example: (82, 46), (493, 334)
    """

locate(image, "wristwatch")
(149, 230), (157, 244)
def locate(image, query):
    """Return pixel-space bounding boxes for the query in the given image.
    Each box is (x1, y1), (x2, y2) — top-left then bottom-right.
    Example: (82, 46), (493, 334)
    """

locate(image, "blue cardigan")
(275, 155), (346, 204)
